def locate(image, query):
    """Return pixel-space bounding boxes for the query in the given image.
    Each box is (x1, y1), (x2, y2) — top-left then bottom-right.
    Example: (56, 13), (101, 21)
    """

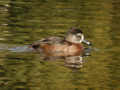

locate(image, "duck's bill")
(82, 40), (91, 46)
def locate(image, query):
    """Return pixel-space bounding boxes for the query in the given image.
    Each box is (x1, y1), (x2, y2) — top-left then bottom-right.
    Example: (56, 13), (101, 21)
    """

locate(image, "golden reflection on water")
(0, 0), (120, 90)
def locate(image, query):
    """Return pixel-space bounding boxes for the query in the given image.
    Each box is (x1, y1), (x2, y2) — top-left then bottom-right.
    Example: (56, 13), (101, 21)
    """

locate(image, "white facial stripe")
(76, 33), (84, 43)
(72, 34), (84, 43)
(79, 34), (84, 43)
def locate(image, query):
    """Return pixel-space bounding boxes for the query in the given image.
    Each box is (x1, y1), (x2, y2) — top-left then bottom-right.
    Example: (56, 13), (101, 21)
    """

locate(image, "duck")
(30, 28), (91, 58)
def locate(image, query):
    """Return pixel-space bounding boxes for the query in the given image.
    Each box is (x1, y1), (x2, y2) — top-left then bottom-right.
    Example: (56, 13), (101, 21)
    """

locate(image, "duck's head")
(66, 27), (91, 46)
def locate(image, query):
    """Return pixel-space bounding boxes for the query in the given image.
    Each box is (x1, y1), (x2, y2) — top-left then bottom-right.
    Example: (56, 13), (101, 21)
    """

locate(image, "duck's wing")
(32, 36), (64, 45)
(48, 36), (64, 42)
(39, 36), (64, 44)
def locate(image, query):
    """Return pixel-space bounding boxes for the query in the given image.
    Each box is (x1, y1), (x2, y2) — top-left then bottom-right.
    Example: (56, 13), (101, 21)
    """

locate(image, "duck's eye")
(32, 44), (40, 49)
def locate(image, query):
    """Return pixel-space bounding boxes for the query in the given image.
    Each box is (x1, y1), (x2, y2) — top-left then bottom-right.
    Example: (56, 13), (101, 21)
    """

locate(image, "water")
(0, 0), (120, 90)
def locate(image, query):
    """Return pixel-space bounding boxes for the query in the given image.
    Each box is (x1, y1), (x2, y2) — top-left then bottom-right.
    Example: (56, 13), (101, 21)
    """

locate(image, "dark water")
(0, 0), (120, 90)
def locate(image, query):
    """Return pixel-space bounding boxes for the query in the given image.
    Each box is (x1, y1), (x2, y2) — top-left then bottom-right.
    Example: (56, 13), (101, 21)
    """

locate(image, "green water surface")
(0, 0), (120, 90)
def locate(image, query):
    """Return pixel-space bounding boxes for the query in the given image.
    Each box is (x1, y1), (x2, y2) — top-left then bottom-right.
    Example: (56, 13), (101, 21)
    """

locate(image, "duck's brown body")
(31, 39), (84, 57)
(39, 41), (84, 57)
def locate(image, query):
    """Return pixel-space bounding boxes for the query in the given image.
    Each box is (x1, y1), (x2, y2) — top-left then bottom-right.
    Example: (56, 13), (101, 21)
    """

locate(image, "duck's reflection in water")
(64, 56), (83, 68)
